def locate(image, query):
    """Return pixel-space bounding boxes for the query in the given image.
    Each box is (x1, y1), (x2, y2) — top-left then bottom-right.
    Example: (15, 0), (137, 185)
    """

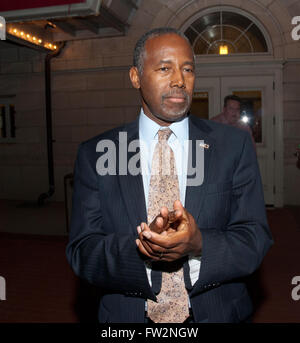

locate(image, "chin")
(161, 108), (189, 122)
(162, 113), (187, 123)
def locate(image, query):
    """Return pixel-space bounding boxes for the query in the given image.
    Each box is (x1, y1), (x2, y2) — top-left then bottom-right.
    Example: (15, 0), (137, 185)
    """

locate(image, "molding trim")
(179, 5), (274, 56)
(163, 0), (286, 58)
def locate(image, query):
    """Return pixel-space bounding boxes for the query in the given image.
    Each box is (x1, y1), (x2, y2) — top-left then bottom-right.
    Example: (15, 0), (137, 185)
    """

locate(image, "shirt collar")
(139, 108), (189, 144)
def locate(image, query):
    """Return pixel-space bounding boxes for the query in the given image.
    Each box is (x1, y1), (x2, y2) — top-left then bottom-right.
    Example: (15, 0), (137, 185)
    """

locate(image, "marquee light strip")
(8, 27), (57, 50)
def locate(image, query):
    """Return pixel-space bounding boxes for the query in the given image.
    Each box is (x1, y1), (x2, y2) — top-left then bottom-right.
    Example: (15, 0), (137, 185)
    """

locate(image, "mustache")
(162, 90), (189, 100)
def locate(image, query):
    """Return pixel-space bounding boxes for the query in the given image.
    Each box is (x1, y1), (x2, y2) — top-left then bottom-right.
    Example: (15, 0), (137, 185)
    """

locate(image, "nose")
(170, 68), (185, 88)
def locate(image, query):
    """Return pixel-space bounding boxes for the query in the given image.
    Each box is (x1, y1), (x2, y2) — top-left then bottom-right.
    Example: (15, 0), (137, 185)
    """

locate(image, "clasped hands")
(136, 200), (202, 262)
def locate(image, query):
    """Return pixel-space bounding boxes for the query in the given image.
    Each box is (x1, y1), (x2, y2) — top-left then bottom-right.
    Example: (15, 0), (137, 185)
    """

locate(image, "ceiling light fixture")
(219, 45), (228, 55)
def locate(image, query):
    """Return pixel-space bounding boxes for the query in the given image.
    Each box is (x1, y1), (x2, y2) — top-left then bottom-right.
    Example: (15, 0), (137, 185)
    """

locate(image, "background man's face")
(223, 100), (241, 125)
(130, 33), (195, 125)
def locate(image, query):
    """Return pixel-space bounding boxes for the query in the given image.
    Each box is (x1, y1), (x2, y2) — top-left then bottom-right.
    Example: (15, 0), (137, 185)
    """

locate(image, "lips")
(165, 97), (186, 103)
(163, 92), (187, 104)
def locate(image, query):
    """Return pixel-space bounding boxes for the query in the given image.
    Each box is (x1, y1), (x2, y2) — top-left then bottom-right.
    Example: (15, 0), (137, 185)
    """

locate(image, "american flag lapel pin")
(199, 142), (210, 149)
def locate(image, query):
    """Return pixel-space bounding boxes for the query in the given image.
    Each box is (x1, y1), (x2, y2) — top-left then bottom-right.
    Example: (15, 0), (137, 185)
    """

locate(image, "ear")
(129, 66), (141, 89)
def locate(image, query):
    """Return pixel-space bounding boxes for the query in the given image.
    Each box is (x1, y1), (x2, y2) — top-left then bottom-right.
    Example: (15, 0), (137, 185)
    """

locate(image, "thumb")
(173, 199), (183, 212)
(173, 200), (188, 221)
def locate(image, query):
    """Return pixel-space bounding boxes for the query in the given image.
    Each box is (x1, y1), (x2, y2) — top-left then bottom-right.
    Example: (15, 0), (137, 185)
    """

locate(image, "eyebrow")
(158, 60), (195, 66)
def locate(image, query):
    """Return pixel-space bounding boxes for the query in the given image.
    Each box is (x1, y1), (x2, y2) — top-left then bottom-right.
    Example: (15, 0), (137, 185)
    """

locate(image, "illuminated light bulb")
(53, 45), (57, 49)
(241, 115), (249, 124)
(33, 37), (36, 41)
(26, 34), (30, 38)
(20, 31), (24, 36)
(219, 45), (228, 55)
(38, 39), (42, 43)
(13, 29), (17, 33)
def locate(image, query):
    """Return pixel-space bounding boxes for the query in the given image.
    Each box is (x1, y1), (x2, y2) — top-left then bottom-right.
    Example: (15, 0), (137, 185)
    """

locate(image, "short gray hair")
(133, 27), (193, 74)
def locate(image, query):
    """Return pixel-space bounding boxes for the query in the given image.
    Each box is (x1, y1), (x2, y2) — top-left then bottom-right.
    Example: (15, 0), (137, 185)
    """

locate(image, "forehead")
(227, 100), (240, 107)
(144, 33), (194, 62)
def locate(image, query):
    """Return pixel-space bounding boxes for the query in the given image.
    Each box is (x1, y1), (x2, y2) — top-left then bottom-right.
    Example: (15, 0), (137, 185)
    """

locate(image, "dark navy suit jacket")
(66, 114), (273, 323)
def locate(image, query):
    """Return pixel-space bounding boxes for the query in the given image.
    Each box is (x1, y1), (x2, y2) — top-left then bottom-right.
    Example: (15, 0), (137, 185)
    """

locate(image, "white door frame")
(194, 60), (284, 207)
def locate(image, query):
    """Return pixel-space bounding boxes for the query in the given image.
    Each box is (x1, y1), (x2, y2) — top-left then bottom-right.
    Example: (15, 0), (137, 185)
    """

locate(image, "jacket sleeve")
(66, 142), (155, 300)
(191, 132), (274, 296)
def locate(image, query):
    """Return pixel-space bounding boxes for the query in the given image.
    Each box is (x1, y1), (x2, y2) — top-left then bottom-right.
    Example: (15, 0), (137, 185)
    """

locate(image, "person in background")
(211, 95), (256, 151)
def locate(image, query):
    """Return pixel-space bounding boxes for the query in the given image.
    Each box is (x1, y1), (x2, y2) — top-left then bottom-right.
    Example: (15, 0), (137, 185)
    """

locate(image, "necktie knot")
(158, 128), (172, 142)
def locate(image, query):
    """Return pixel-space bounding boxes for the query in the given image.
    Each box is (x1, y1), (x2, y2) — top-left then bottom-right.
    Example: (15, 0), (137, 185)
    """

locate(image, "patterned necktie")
(146, 128), (189, 323)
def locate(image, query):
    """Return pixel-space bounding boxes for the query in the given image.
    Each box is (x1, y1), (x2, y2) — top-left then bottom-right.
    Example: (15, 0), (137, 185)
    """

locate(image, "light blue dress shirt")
(138, 109), (201, 289)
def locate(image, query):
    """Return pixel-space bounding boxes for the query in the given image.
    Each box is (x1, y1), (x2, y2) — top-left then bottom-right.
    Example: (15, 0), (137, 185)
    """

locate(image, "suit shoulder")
(190, 114), (248, 140)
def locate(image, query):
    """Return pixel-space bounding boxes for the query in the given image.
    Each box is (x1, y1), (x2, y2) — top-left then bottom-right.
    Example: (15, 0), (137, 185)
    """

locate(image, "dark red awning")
(0, 1), (85, 12)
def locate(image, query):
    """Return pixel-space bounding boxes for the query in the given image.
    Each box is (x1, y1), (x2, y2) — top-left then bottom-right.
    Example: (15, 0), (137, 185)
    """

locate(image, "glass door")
(192, 74), (275, 205)
(221, 75), (275, 205)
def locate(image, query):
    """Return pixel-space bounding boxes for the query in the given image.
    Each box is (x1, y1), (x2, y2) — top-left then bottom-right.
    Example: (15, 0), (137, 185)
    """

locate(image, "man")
(66, 27), (273, 323)
(211, 95), (256, 150)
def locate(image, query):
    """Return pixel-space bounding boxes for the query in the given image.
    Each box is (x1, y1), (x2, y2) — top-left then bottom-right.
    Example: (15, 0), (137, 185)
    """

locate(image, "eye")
(183, 67), (194, 73)
(159, 66), (169, 72)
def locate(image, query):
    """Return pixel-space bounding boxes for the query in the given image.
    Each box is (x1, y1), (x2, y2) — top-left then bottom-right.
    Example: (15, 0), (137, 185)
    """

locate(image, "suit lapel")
(185, 116), (216, 223)
(116, 119), (147, 235)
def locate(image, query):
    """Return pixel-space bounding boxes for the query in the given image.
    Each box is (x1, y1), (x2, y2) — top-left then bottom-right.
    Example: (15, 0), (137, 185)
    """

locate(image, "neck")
(142, 108), (188, 127)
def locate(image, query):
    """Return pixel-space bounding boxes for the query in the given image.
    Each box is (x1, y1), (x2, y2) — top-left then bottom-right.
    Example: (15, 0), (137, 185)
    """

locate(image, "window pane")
(192, 12), (220, 34)
(247, 24), (268, 52)
(235, 34), (252, 53)
(202, 26), (221, 44)
(223, 25), (241, 42)
(185, 27), (198, 45)
(193, 36), (209, 54)
(184, 10), (268, 55)
(222, 11), (252, 30)
(191, 92), (209, 119)
(233, 90), (262, 143)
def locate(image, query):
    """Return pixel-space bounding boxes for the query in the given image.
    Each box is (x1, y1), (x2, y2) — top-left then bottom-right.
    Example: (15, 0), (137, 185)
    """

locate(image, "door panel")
(192, 77), (221, 119)
(192, 75), (275, 205)
(221, 76), (274, 205)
